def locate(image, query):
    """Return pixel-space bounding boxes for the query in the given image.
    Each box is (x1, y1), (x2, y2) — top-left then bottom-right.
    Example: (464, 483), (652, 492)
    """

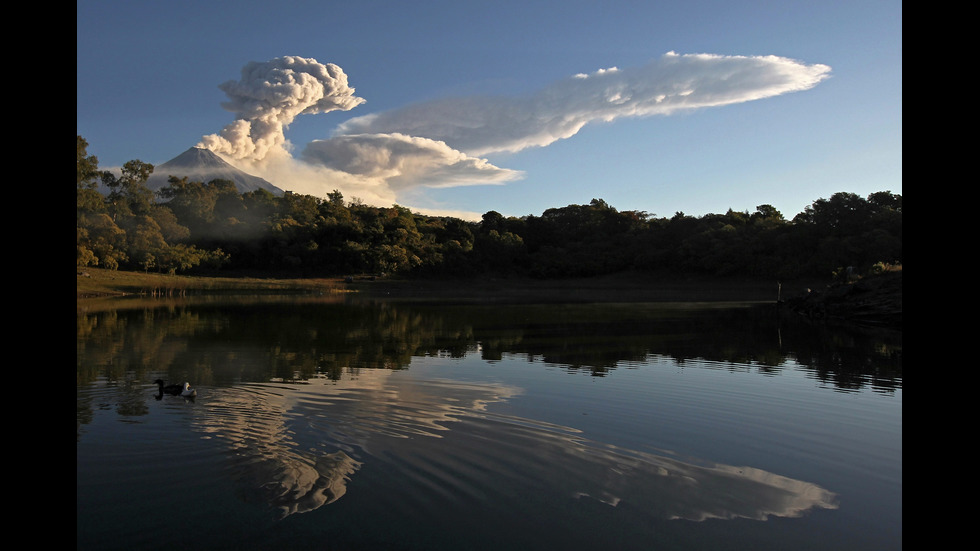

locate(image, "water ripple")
(186, 372), (837, 522)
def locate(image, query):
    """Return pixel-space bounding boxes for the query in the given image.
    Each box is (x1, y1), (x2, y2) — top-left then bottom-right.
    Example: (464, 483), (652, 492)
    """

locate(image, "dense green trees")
(77, 136), (229, 273)
(76, 135), (902, 279)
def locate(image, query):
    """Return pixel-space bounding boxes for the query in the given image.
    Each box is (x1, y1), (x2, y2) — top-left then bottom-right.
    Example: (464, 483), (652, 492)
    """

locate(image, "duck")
(154, 379), (197, 397)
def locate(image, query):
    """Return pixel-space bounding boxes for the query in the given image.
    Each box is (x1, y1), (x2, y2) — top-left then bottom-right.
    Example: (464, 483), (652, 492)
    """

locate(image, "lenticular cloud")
(197, 52), (829, 215)
(335, 51), (831, 156)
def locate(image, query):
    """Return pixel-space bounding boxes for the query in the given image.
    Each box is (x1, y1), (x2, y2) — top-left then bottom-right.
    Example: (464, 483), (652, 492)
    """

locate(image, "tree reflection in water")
(76, 298), (901, 394)
(77, 297), (899, 549)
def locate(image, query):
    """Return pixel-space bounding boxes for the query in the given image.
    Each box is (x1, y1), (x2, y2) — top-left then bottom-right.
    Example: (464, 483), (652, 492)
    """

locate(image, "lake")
(76, 293), (901, 550)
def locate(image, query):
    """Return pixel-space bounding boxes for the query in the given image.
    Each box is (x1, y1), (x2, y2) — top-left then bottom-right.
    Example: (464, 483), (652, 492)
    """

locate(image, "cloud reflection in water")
(190, 369), (837, 521)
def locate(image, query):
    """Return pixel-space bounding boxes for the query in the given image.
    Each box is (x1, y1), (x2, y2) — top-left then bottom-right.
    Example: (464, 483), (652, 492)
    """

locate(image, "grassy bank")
(76, 267), (344, 299)
(78, 267), (819, 304)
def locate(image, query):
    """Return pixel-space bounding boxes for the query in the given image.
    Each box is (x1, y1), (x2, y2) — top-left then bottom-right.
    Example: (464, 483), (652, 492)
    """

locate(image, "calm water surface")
(77, 296), (901, 550)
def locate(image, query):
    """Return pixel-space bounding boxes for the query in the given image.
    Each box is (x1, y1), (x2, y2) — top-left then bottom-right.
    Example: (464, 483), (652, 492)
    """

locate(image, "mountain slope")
(144, 147), (284, 196)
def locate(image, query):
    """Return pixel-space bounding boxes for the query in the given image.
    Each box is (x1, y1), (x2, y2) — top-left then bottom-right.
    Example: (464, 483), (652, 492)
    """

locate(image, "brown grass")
(76, 267), (344, 299)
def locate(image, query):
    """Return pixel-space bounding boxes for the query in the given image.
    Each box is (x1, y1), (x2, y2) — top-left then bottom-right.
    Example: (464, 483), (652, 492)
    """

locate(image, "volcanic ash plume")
(192, 52), (831, 219)
(198, 55), (365, 163)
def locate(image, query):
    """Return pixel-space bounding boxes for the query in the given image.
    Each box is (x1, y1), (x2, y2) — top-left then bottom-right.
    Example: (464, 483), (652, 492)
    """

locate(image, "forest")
(77, 135), (902, 281)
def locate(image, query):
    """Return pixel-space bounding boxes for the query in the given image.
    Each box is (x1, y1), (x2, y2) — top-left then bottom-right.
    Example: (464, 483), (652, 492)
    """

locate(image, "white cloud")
(198, 52), (830, 219)
(301, 133), (523, 190)
(198, 55), (365, 162)
(335, 51), (831, 156)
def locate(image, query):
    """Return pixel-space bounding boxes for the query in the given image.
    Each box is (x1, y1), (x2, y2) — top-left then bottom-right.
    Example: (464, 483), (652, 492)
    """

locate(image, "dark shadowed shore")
(347, 271), (809, 304)
(780, 270), (902, 328)
(78, 267), (818, 303)
(77, 267), (900, 327)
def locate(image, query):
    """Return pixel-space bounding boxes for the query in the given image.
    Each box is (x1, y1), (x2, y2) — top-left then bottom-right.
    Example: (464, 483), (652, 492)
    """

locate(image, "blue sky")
(77, 0), (901, 221)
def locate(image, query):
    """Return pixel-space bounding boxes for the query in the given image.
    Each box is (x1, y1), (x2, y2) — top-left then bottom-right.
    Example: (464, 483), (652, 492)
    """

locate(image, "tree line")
(77, 136), (902, 280)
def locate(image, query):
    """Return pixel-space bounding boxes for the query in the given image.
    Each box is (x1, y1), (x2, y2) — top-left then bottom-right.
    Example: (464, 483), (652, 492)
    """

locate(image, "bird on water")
(154, 379), (197, 397)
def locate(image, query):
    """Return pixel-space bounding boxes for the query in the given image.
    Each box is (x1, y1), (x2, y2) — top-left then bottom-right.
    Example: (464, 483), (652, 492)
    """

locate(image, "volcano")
(144, 147), (284, 196)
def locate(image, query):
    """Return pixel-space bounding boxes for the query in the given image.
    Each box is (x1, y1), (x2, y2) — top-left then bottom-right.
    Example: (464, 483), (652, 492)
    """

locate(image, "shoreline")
(77, 267), (900, 328)
(77, 267), (818, 304)
(347, 273), (800, 303)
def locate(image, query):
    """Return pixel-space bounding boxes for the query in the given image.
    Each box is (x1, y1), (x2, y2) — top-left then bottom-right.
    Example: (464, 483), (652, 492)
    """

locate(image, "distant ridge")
(144, 147), (284, 196)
